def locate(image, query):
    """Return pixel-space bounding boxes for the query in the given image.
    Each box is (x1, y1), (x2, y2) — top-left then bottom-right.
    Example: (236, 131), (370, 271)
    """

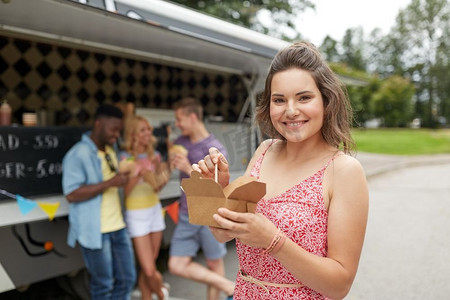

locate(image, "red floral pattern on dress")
(234, 141), (337, 299)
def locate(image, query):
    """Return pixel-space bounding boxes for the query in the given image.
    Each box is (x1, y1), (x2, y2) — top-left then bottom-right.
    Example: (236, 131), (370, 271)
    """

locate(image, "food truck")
(0, 0), (289, 295)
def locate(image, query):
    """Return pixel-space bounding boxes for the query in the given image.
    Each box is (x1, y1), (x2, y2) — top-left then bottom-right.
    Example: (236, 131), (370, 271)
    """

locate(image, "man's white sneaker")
(162, 282), (170, 300)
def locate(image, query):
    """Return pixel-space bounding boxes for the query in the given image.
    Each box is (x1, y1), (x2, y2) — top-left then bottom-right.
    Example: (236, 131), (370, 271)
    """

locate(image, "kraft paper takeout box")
(181, 171), (266, 227)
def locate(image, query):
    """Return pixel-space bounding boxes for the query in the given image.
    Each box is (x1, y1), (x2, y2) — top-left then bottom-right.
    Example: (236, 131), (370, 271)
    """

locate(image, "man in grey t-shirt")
(168, 97), (235, 300)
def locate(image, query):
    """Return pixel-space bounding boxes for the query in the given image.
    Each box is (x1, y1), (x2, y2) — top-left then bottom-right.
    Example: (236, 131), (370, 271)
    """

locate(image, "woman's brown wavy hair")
(255, 42), (355, 154)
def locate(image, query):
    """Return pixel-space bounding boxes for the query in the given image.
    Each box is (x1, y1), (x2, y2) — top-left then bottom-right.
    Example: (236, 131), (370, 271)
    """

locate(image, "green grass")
(351, 129), (450, 155)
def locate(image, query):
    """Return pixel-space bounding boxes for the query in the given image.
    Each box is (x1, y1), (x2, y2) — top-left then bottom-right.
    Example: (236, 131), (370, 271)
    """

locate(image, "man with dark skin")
(62, 104), (136, 300)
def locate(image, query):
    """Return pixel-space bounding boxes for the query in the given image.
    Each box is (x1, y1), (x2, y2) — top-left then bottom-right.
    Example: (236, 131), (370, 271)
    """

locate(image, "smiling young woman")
(194, 42), (369, 300)
(269, 68), (325, 144)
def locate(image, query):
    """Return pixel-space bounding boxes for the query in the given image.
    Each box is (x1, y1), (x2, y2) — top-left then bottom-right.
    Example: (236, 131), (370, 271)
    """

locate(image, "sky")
(294, 0), (412, 45)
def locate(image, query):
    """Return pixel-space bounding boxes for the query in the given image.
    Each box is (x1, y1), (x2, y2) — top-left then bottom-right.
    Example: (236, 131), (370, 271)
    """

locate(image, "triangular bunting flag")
(165, 201), (179, 224)
(16, 194), (38, 215)
(37, 202), (60, 221)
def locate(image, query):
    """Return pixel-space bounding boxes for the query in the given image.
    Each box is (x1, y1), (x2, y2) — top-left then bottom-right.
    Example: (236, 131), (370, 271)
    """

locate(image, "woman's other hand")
(210, 208), (278, 249)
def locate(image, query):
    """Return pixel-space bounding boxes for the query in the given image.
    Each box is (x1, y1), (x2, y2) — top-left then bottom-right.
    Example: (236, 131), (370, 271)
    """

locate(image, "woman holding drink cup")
(120, 115), (170, 300)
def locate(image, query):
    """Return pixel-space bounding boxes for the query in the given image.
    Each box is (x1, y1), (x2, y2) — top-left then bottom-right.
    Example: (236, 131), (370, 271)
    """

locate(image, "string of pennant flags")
(0, 189), (60, 221)
(0, 188), (179, 224)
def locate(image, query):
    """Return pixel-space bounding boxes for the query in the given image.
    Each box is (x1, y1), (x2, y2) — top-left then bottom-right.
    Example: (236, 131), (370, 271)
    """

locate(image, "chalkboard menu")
(0, 126), (87, 199)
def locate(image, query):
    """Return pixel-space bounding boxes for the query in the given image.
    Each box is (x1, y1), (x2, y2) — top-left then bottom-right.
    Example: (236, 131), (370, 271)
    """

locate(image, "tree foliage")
(347, 79), (381, 127)
(371, 76), (416, 127)
(319, 36), (340, 62)
(367, 0), (450, 127)
(169, 0), (314, 40)
(317, 0), (449, 128)
(169, 0), (450, 128)
(393, 0), (449, 127)
(340, 27), (366, 71)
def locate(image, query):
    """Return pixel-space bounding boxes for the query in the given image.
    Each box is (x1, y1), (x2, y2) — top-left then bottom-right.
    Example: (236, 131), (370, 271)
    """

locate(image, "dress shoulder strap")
(323, 151), (344, 170)
(250, 139), (278, 179)
(262, 139), (278, 156)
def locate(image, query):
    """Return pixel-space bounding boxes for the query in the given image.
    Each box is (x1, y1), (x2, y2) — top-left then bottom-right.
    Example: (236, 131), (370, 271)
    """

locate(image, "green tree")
(170, 0), (314, 40)
(319, 35), (340, 62)
(369, 19), (415, 78)
(340, 27), (366, 71)
(328, 62), (375, 126)
(389, 0), (450, 127)
(433, 14), (450, 125)
(348, 78), (382, 127)
(371, 76), (415, 127)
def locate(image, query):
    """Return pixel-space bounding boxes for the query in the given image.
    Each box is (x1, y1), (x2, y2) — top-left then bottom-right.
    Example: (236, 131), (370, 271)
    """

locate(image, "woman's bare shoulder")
(244, 139), (278, 176)
(325, 152), (368, 209)
(254, 139), (279, 154)
(332, 153), (365, 178)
